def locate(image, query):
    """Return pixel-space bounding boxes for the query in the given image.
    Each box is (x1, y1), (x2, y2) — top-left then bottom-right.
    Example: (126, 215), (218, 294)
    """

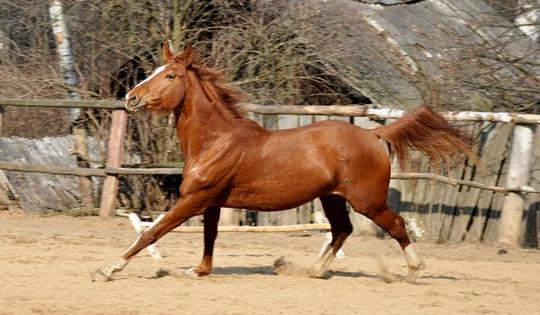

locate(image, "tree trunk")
(49, 0), (93, 211)
(516, 1), (540, 43)
(0, 28), (8, 64)
(48, 0), (80, 106)
(0, 106), (3, 137)
(0, 26), (7, 133)
(171, 0), (192, 49)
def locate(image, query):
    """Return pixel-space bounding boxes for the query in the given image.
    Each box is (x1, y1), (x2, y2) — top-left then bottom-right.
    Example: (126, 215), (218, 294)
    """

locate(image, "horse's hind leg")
(185, 206), (220, 277)
(352, 201), (425, 281)
(312, 194), (353, 278)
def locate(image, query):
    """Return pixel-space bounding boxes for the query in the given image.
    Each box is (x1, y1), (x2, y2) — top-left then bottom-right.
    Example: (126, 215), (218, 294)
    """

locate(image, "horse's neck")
(175, 72), (235, 158)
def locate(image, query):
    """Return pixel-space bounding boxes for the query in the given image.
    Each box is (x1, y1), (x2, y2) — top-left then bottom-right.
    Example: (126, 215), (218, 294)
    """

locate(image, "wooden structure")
(0, 99), (539, 247)
(310, 0), (540, 111)
(99, 110), (128, 216)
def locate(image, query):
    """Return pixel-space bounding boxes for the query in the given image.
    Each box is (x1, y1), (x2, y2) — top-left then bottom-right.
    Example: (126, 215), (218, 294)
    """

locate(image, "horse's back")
(245, 118), (389, 178)
(271, 119), (386, 159)
(224, 119), (390, 210)
(272, 118), (392, 189)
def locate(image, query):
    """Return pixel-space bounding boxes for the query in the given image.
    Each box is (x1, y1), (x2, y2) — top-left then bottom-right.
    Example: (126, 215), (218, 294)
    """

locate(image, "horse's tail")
(372, 105), (479, 170)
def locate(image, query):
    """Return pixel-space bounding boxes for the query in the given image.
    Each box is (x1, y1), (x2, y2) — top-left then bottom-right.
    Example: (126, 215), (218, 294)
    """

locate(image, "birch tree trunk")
(516, 0), (540, 43)
(0, 106), (3, 137)
(49, 0), (93, 211)
(48, 0), (80, 106)
(0, 28), (7, 64)
(0, 27), (6, 136)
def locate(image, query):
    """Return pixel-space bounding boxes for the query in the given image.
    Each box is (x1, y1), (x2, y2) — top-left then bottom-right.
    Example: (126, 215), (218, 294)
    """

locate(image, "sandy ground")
(0, 211), (539, 315)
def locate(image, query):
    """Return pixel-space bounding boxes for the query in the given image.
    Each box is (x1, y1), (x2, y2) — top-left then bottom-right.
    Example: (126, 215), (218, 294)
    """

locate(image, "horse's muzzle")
(125, 95), (146, 112)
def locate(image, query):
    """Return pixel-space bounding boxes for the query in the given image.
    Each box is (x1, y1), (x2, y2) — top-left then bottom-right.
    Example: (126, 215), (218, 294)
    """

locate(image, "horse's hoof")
(183, 267), (207, 279)
(91, 268), (112, 282)
(405, 272), (419, 284)
(405, 261), (425, 284)
(309, 268), (328, 279)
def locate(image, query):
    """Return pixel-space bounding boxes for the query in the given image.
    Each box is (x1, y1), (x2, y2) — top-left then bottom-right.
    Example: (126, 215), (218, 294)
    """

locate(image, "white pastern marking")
(112, 258), (128, 270)
(134, 65), (167, 89)
(404, 244), (420, 267)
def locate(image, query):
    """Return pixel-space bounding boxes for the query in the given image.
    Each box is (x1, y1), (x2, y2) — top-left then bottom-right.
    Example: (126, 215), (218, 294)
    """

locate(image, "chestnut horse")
(92, 43), (476, 282)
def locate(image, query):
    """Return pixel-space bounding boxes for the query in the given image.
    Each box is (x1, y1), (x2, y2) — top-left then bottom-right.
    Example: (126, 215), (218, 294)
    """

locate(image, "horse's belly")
(223, 177), (330, 211)
(222, 125), (360, 210)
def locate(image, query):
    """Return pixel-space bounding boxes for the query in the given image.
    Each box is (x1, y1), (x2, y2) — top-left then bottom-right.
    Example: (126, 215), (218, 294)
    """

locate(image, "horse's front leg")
(185, 206), (221, 277)
(91, 194), (208, 282)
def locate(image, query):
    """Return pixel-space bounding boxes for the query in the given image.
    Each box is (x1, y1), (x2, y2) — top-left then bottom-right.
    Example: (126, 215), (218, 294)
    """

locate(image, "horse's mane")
(188, 60), (246, 118)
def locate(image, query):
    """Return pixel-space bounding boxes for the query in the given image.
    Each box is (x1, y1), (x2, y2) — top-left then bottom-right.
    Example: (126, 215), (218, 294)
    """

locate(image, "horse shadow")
(192, 265), (385, 280)
(211, 266), (275, 276)
(138, 265), (459, 284)
(176, 265), (379, 279)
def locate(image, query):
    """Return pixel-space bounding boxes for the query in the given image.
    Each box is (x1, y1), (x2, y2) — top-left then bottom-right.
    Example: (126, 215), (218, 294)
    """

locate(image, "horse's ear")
(162, 41), (174, 63)
(183, 45), (193, 67)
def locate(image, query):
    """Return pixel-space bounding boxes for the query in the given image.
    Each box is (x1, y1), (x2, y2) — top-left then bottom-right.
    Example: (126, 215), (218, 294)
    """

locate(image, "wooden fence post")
(73, 127), (93, 210)
(499, 125), (534, 244)
(99, 110), (128, 217)
(0, 106), (3, 137)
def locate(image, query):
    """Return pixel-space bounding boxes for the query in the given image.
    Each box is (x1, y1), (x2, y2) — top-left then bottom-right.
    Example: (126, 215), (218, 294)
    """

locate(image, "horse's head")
(125, 42), (193, 112)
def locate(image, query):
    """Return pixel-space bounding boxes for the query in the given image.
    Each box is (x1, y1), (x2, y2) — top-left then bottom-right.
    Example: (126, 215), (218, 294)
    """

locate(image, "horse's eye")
(165, 74), (175, 80)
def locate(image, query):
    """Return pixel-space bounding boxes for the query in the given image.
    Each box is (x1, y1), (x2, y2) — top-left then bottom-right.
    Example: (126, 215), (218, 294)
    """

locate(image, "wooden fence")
(0, 99), (539, 247)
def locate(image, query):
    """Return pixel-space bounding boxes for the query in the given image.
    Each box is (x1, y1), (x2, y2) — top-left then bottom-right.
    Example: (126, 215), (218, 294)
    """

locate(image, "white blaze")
(134, 65), (167, 89)
(125, 65), (168, 101)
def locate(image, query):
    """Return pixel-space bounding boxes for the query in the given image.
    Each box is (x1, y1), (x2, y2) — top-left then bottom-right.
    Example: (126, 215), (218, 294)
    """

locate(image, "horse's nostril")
(125, 94), (140, 112)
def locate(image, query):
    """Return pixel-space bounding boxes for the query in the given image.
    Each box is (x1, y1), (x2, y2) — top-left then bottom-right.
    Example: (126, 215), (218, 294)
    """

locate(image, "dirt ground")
(1, 211), (539, 315)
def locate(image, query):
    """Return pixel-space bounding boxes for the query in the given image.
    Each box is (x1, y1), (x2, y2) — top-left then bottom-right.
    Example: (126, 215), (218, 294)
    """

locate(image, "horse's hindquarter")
(224, 121), (390, 211)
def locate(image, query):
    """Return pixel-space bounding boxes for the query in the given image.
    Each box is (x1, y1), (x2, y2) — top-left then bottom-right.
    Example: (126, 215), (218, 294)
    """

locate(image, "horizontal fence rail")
(0, 99), (124, 109)
(0, 161), (182, 176)
(172, 224), (331, 233)
(1, 161), (536, 194)
(2, 99), (540, 123)
(392, 172), (538, 194)
(240, 104), (540, 124)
